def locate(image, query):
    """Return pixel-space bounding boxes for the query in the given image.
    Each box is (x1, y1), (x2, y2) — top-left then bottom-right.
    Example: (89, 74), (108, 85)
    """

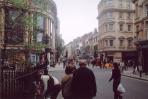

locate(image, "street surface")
(50, 67), (148, 99)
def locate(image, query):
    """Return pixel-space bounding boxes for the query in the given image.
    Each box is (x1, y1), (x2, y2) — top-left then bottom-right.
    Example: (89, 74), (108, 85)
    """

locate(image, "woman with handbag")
(109, 62), (122, 99)
(61, 63), (76, 99)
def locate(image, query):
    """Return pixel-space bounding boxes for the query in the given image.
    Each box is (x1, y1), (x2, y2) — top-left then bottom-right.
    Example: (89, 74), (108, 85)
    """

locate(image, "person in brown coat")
(61, 63), (76, 99)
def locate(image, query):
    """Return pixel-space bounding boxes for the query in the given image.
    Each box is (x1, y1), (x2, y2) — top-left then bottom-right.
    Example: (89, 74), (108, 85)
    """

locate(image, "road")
(50, 67), (148, 99)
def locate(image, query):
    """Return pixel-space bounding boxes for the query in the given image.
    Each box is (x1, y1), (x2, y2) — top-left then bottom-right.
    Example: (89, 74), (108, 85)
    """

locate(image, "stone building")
(97, 0), (137, 63)
(84, 29), (99, 58)
(132, 0), (148, 73)
(0, 0), (59, 68)
(65, 29), (99, 60)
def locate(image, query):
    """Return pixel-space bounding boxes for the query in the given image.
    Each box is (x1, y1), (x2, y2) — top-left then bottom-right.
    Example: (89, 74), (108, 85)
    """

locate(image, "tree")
(2, 0), (49, 65)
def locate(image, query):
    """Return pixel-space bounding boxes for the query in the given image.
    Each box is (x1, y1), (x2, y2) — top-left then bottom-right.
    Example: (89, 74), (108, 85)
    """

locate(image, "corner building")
(132, 0), (148, 73)
(97, 0), (137, 63)
(0, 0), (59, 68)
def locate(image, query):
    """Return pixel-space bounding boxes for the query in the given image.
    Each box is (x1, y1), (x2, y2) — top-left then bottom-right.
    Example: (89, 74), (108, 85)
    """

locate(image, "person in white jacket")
(41, 69), (61, 99)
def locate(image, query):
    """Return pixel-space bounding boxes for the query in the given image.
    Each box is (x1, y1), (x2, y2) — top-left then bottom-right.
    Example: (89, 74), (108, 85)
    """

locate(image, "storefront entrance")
(122, 51), (138, 66)
(142, 48), (148, 73)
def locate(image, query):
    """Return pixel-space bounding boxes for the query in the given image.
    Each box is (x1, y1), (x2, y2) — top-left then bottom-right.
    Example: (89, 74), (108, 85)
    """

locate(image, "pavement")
(48, 63), (148, 81)
(122, 68), (148, 81)
(52, 67), (148, 99)
(48, 63), (64, 71)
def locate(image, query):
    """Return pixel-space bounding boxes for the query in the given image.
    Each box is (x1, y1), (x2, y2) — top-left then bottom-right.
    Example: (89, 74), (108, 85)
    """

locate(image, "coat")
(71, 67), (97, 98)
(110, 69), (121, 92)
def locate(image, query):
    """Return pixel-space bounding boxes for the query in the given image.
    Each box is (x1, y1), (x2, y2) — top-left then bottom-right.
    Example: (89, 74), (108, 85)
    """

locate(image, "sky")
(53, 0), (100, 44)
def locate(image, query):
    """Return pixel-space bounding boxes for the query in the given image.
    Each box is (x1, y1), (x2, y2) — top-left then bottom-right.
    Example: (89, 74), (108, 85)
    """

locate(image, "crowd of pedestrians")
(32, 57), (97, 99)
(32, 56), (128, 99)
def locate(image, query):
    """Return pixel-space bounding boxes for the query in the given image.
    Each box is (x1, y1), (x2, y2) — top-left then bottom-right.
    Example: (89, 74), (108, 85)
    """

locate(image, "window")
(109, 23), (114, 31)
(105, 40), (108, 46)
(119, 40), (124, 46)
(104, 0), (107, 6)
(126, 0), (131, 9)
(5, 9), (25, 44)
(119, 12), (123, 19)
(33, 14), (45, 43)
(128, 39), (132, 47)
(105, 24), (108, 32)
(36, 32), (43, 42)
(107, 12), (113, 18)
(107, 0), (113, 6)
(127, 13), (131, 19)
(136, 25), (139, 32)
(136, 25), (139, 39)
(37, 15), (44, 30)
(51, 21), (53, 33)
(119, 0), (123, 8)
(32, 0), (48, 10)
(109, 40), (113, 46)
(135, 4), (138, 18)
(128, 24), (132, 31)
(119, 24), (123, 31)
(145, 4), (148, 16)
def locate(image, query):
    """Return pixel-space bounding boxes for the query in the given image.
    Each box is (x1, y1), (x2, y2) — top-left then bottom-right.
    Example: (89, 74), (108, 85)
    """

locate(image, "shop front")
(136, 40), (148, 73)
(122, 51), (138, 66)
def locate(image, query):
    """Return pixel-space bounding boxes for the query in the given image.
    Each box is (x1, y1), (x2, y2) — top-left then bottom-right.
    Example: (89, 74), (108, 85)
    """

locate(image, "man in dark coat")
(71, 59), (97, 99)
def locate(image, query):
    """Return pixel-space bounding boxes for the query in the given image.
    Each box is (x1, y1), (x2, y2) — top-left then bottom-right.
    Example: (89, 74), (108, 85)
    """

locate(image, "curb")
(122, 74), (148, 82)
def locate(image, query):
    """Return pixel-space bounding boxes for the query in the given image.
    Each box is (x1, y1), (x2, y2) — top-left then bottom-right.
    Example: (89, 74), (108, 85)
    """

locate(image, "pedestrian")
(109, 62), (122, 99)
(91, 58), (96, 68)
(33, 70), (44, 99)
(63, 57), (67, 68)
(61, 64), (76, 99)
(71, 59), (97, 99)
(138, 62), (143, 77)
(41, 69), (61, 99)
(119, 60), (125, 73)
(40, 69), (50, 98)
(132, 61), (137, 74)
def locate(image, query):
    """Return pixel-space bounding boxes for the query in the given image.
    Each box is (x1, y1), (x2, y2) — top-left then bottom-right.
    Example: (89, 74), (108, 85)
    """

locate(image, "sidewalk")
(48, 63), (64, 71)
(122, 68), (148, 81)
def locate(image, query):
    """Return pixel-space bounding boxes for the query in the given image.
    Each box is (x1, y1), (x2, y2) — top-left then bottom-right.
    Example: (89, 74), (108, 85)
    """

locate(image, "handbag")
(117, 83), (126, 93)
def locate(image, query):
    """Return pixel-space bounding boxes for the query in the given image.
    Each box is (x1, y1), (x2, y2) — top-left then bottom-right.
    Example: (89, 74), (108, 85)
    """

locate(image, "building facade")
(65, 29), (99, 60)
(97, 0), (137, 63)
(132, 0), (148, 73)
(0, 0), (59, 69)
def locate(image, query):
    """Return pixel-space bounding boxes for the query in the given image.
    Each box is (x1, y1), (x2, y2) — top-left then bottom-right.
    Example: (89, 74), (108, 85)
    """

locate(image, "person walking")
(40, 69), (50, 99)
(61, 64), (76, 99)
(119, 60), (125, 73)
(138, 61), (143, 77)
(41, 69), (61, 99)
(33, 70), (44, 99)
(71, 59), (97, 99)
(63, 57), (67, 68)
(109, 62), (122, 99)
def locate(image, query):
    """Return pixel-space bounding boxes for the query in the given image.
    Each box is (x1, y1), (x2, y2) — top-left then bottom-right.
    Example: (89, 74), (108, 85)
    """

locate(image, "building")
(64, 29), (99, 60)
(132, 0), (148, 73)
(84, 29), (99, 58)
(64, 42), (73, 58)
(97, 0), (137, 63)
(0, 0), (59, 69)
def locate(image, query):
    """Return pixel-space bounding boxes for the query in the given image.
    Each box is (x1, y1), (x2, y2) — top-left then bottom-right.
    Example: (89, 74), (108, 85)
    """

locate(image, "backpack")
(62, 77), (72, 97)
(45, 76), (55, 95)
